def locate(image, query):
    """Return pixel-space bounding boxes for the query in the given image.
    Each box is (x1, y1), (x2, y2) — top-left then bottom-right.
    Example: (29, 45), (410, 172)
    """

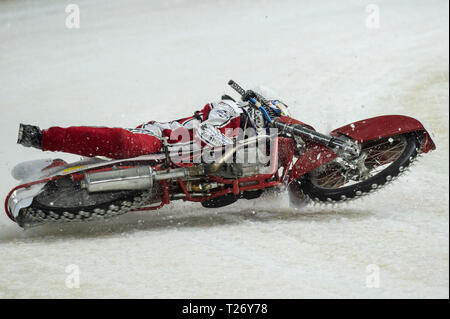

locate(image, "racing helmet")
(252, 85), (291, 117)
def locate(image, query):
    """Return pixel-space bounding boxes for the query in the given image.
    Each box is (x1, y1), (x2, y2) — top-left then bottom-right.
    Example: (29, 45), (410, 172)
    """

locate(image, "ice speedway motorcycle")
(5, 80), (436, 228)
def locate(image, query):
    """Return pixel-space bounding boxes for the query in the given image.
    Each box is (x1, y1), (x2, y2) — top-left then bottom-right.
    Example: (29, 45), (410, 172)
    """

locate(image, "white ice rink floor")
(0, 0), (448, 298)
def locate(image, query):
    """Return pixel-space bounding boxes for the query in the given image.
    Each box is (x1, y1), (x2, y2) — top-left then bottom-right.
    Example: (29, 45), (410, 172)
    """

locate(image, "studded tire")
(15, 177), (152, 227)
(297, 133), (420, 203)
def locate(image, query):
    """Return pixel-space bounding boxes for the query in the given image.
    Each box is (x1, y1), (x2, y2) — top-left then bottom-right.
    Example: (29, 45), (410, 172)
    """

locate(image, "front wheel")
(296, 133), (420, 203)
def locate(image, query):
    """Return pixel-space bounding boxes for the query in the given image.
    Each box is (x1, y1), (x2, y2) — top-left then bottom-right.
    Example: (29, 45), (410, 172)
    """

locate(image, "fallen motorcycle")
(5, 80), (436, 228)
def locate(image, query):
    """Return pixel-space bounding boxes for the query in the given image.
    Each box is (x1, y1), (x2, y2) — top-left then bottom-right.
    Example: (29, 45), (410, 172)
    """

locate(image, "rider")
(17, 86), (291, 159)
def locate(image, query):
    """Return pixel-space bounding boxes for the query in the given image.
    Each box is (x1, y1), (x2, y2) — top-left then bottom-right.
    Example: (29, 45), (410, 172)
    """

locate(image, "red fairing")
(330, 115), (436, 152)
(42, 126), (162, 159)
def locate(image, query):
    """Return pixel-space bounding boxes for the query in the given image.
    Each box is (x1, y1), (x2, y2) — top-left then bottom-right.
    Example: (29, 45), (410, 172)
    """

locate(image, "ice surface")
(0, 0), (448, 298)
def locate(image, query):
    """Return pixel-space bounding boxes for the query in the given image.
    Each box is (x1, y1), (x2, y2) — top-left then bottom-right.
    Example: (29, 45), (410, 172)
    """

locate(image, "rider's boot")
(17, 124), (42, 149)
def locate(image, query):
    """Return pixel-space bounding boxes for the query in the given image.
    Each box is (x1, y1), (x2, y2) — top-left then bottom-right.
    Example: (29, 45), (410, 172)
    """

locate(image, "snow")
(0, 0), (448, 298)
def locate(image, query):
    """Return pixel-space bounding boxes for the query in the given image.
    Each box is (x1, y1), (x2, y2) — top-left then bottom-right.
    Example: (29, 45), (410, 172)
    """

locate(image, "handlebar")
(228, 80), (278, 123)
(227, 80), (246, 96)
(227, 79), (360, 159)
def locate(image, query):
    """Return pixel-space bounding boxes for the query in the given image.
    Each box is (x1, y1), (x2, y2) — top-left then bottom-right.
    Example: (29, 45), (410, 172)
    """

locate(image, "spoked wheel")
(297, 133), (420, 202)
(16, 177), (151, 227)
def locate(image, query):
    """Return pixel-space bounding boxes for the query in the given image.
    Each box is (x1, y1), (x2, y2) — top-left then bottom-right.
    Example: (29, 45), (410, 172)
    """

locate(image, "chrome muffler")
(84, 166), (154, 192)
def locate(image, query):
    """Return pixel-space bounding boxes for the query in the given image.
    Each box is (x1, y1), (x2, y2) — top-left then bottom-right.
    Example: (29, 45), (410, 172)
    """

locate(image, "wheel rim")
(311, 135), (408, 189)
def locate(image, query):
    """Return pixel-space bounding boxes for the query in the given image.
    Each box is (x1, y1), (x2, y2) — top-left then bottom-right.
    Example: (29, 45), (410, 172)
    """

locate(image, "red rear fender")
(331, 115), (436, 153)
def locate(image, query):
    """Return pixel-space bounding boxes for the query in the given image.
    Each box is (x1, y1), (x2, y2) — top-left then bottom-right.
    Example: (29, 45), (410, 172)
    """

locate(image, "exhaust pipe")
(83, 165), (205, 193)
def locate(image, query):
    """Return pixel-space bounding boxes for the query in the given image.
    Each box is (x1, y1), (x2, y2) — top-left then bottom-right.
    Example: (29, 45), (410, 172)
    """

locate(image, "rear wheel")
(16, 177), (152, 227)
(297, 133), (420, 202)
